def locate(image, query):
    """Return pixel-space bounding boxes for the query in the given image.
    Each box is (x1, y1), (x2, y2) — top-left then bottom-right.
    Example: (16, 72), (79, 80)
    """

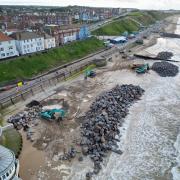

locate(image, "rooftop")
(45, 24), (81, 30)
(44, 33), (53, 39)
(113, 36), (127, 41)
(10, 31), (43, 40)
(0, 32), (13, 42)
(0, 145), (15, 175)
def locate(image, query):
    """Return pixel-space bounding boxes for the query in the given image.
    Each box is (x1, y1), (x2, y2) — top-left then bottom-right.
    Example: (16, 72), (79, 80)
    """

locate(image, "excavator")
(130, 63), (150, 74)
(40, 109), (65, 121)
(84, 69), (96, 79)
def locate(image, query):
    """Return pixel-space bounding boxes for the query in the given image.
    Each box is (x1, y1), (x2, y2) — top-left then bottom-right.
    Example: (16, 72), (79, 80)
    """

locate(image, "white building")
(10, 31), (45, 55)
(0, 145), (21, 180)
(63, 33), (77, 44)
(44, 34), (56, 49)
(0, 32), (19, 60)
(74, 14), (80, 20)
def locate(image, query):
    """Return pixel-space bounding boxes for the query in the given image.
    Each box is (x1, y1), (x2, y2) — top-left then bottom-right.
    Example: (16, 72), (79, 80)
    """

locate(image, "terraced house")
(10, 31), (45, 55)
(43, 33), (56, 49)
(44, 25), (80, 46)
(0, 32), (19, 60)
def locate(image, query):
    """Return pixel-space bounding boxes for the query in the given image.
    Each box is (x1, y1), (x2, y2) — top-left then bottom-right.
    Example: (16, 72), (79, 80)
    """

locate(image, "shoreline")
(1, 14), (180, 180)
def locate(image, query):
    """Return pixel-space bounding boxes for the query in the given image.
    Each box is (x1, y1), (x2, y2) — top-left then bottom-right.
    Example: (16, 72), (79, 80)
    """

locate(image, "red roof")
(0, 32), (13, 42)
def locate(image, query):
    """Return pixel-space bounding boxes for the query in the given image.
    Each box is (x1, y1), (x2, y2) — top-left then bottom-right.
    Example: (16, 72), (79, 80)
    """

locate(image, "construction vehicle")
(84, 69), (96, 79)
(130, 64), (145, 69)
(40, 109), (65, 121)
(135, 39), (144, 45)
(135, 63), (150, 74)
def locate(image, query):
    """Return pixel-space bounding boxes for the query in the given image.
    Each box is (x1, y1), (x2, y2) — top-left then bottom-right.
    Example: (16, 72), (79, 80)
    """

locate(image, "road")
(0, 20), (165, 103)
(115, 21), (165, 50)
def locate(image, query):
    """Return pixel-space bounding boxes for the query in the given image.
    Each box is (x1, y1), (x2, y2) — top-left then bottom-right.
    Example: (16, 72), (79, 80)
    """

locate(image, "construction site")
(1, 14), (180, 180)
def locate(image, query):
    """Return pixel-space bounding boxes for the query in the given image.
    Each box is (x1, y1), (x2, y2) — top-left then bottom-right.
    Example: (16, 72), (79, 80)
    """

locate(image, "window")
(24, 45), (26, 49)
(27, 39), (29, 42)
(9, 46), (13, 50)
(1, 53), (5, 57)
(10, 52), (14, 55)
(8, 41), (11, 44)
(0, 47), (4, 51)
(27, 45), (29, 48)
(6, 53), (9, 56)
(31, 44), (33, 47)
(6, 172), (9, 177)
(2, 175), (6, 179)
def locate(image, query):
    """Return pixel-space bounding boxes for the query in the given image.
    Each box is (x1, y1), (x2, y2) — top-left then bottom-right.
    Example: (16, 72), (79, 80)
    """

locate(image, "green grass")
(92, 11), (171, 36)
(146, 11), (171, 21)
(128, 11), (144, 17)
(128, 11), (156, 26)
(0, 115), (22, 157)
(92, 18), (140, 36)
(128, 11), (170, 26)
(0, 37), (105, 84)
(1, 129), (22, 157)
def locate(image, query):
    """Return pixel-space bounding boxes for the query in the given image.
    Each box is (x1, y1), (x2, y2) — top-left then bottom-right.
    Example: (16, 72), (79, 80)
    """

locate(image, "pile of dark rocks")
(8, 106), (41, 131)
(156, 51), (173, 60)
(26, 100), (41, 108)
(152, 62), (179, 77)
(80, 84), (145, 176)
(161, 32), (180, 39)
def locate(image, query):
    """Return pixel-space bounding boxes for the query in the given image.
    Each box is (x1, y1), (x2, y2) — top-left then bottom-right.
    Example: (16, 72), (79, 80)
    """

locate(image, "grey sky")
(0, 0), (180, 10)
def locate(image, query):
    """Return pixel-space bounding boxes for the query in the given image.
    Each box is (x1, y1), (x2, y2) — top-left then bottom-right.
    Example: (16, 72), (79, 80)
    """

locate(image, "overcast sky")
(0, 0), (180, 10)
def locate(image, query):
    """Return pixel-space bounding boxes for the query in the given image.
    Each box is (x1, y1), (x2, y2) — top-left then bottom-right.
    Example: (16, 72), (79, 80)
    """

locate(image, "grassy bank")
(0, 37), (105, 84)
(92, 18), (140, 36)
(0, 118), (22, 157)
(1, 129), (22, 157)
(92, 11), (171, 36)
(128, 11), (170, 26)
